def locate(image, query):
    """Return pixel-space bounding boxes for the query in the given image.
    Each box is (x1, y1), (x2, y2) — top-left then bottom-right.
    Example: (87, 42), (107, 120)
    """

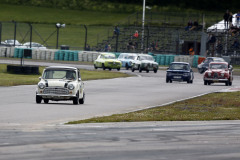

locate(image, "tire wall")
(0, 47), (6, 57)
(154, 54), (176, 66)
(154, 54), (205, 67)
(1, 47), (207, 67)
(0, 47), (15, 57)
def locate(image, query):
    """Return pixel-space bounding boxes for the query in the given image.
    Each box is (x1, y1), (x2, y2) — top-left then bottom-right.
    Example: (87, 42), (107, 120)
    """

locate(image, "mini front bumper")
(36, 86), (78, 100)
(36, 93), (77, 100)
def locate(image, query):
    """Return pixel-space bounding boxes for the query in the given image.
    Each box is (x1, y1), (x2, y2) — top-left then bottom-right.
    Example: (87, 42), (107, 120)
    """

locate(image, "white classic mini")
(36, 66), (85, 105)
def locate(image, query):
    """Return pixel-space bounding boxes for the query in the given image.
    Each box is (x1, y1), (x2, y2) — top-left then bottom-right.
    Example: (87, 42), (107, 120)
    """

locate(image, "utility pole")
(141, 0), (146, 53)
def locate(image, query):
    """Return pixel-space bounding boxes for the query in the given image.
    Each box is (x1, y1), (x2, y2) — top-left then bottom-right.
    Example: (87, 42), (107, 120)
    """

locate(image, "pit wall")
(0, 47), (206, 67)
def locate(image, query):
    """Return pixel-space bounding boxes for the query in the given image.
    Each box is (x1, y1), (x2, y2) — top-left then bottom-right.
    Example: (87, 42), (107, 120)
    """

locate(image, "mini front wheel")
(73, 93), (79, 105)
(36, 95), (42, 104)
(79, 92), (85, 104)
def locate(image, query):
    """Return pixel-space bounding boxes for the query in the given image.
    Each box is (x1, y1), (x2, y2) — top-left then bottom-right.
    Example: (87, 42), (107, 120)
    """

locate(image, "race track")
(1, 59), (240, 160)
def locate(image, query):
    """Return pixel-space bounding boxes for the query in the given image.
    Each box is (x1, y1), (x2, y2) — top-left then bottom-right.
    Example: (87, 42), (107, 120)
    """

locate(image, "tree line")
(0, 0), (239, 12)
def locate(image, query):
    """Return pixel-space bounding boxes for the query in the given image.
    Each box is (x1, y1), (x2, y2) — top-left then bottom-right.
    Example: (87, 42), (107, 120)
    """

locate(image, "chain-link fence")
(1, 11), (240, 64)
(0, 21), (111, 50)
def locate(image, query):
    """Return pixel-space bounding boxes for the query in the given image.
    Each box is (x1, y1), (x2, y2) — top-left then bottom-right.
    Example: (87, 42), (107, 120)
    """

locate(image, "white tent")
(207, 13), (239, 32)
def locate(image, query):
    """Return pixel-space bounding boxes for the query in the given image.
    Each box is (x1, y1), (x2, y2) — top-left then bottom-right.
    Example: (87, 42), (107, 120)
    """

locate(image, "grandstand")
(93, 11), (240, 64)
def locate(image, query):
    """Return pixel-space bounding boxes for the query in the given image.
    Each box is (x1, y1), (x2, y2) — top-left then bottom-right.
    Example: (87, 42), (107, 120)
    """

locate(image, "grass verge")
(0, 64), (130, 86)
(67, 92), (240, 124)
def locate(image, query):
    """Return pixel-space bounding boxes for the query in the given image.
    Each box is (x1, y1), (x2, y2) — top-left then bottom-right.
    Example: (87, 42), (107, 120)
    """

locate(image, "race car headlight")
(68, 84), (75, 90)
(38, 83), (45, 89)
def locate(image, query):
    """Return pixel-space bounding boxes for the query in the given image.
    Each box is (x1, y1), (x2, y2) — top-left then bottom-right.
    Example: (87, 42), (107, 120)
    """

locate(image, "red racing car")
(203, 62), (233, 86)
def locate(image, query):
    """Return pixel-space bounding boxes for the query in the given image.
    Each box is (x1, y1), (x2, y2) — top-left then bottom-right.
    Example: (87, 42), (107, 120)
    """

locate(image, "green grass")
(0, 3), (223, 49)
(0, 64), (130, 86)
(0, 4), (129, 48)
(0, 4), (129, 25)
(233, 65), (240, 69)
(67, 92), (240, 124)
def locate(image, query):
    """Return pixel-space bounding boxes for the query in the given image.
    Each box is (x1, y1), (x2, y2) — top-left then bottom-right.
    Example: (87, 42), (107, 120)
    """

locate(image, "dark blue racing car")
(166, 62), (194, 83)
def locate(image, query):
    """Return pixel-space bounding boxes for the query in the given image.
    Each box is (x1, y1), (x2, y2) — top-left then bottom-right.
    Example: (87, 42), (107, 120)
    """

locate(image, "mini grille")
(213, 73), (218, 78)
(43, 87), (69, 95)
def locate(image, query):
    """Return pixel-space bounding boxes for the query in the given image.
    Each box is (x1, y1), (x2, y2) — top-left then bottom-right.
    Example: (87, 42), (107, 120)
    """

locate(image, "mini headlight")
(221, 73), (224, 77)
(38, 83), (45, 89)
(68, 84), (75, 90)
(208, 72), (211, 76)
(183, 73), (189, 76)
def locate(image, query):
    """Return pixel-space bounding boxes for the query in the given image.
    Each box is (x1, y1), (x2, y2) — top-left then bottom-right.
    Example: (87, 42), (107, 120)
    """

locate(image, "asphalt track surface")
(0, 59), (240, 160)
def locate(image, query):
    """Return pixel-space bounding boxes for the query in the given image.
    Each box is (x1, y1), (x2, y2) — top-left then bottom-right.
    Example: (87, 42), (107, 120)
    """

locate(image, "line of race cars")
(94, 52), (159, 73)
(35, 53), (233, 105)
(93, 52), (233, 86)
